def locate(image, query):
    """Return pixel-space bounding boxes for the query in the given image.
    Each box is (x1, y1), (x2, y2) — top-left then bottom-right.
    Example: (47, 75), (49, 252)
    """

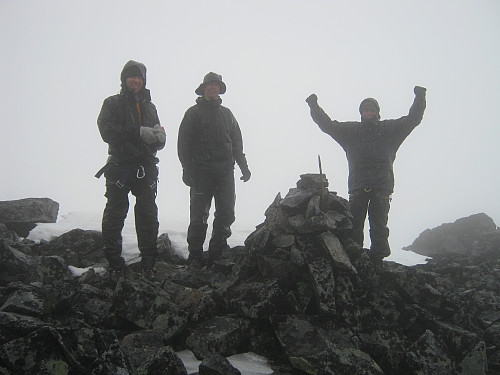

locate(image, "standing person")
(96, 60), (166, 279)
(178, 72), (251, 266)
(306, 86), (426, 263)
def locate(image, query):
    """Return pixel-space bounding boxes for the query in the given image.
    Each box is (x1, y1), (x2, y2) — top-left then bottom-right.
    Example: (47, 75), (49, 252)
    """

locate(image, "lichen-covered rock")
(199, 353), (241, 375)
(0, 240), (34, 284)
(186, 316), (251, 359)
(34, 228), (104, 268)
(271, 315), (383, 375)
(114, 278), (188, 339)
(224, 280), (287, 318)
(141, 346), (188, 375)
(459, 341), (488, 375)
(405, 330), (453, 374)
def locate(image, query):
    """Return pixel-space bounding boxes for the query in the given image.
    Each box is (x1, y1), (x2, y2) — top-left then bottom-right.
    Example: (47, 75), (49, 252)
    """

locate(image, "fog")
(1, 0), (499, 261)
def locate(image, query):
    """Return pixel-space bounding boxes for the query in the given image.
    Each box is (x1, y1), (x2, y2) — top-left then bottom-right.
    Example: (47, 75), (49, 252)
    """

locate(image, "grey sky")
(1, 0), (499, 257)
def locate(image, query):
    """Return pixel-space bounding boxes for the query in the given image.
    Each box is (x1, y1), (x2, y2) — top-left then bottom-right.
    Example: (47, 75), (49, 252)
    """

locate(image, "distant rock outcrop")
(403, 212), (499, 257)
(0, 198), (59, 237)
(0, 178), (499, 374)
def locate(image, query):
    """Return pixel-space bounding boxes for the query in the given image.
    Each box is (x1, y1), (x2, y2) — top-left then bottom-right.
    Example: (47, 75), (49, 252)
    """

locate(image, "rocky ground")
(0, 175), (499, 374)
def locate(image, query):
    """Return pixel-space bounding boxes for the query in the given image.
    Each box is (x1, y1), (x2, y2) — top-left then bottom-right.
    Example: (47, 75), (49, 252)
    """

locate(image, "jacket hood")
(120, 60), (147, 86)
(359, 97), (381, 120)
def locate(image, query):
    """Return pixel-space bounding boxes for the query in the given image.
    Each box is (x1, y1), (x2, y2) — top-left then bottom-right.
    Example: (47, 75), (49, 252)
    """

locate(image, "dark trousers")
(102, 164), (159, 268)
(187, 170), (235, 255)
(349, 189), (391, 258)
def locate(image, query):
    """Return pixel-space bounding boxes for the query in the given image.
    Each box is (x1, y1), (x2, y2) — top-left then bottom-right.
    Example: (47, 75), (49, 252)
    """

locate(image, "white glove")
(140, 126), (158, 145)
(153, 124), (166, 143)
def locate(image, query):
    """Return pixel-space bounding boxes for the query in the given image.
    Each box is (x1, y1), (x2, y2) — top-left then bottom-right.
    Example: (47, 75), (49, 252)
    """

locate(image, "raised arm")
(306, 94), (351, 147)
(383, 86), (427, 148)
(407, 86), (427, 126)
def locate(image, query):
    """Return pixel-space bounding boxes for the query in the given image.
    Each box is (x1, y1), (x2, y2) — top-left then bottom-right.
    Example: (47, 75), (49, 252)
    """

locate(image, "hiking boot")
(207, 242), (229, 266)
(368, 250), (386, 267)
(106, 254), (126, 268)
(142, 268), (156, 281)
(106, 264), (136, 281)
(106, 267), (123, 280)
(188, 252), (205, 268)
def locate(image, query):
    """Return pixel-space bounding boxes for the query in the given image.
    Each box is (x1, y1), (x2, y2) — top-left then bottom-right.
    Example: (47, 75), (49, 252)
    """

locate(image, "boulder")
(199, 353), (241, 375)
(34, 229), (104, 268)
(0, 198), (59, 237)
(186, 316), (251, 359)
(141, 346), (188, 375)
(404, 213), (498, 257)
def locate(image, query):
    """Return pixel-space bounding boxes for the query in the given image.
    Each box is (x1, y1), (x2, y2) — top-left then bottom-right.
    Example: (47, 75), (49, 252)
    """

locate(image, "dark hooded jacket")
(310, 91), (426, 193)
(97, 61), (165, 166)
(177, 96), (248, 173)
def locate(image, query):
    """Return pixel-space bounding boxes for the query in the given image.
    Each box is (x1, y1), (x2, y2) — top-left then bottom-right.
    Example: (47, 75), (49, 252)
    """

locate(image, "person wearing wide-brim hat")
(306, 86), (427, 265)
(178, 72), (251, 267)
(194, 71), (227, 95)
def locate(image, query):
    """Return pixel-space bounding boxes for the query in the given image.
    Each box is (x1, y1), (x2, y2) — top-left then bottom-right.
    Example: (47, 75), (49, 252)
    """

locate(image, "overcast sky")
(1, 0), (499, 257)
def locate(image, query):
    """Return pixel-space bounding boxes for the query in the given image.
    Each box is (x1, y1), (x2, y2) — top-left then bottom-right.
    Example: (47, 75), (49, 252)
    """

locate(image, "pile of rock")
(0, 177), (499, 374)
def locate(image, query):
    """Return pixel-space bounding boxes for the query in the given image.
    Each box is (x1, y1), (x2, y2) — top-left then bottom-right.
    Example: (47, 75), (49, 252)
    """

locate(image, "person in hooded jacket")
(178, 72), (251, 266)
(306, 86), (426, 263)
(97, 60), (166, 279)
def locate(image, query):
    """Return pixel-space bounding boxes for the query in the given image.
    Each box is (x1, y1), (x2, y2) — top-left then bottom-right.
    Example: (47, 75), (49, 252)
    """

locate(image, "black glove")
(182, 169), (195, 187)
(306, 94), (318, 107)
(414, 86), (427, 96)
(240, 166), (251, 182)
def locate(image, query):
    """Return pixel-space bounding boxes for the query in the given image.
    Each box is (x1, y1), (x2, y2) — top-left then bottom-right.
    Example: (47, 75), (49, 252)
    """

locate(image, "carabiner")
(137, 166), (145, 179)
(364, 187), (372, 193)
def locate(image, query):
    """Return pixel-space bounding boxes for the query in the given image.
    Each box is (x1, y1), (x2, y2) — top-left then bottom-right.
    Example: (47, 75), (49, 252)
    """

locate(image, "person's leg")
(348, 190), (369, 248)
(187, 173), (213, 262)
(102, 183), (130, 270)
(208, 171), (235, 263)
(132, 173), (159, 274)
(368, 192), (391, 259)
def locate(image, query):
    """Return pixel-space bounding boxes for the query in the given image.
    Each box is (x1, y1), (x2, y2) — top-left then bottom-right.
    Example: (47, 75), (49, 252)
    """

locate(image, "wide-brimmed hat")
(195, 72), (226, 95)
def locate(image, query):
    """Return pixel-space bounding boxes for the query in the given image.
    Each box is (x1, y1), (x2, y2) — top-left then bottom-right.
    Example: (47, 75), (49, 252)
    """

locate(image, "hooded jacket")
(177, 96), (248, 173)
(97, 61), (164, 165)
(310, 91), (426, 193)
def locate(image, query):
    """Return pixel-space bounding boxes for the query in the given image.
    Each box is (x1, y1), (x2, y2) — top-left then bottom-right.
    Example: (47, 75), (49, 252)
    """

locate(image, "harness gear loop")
(116, 167), (133, 189)
(137, 166), (145, 179)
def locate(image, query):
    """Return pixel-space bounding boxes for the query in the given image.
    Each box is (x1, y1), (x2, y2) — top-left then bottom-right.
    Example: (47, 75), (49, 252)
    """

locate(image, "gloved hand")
(240, 166), (251, 182)
(182, 168), (195, 187)
(153, 124), (166, 143)
(306, 94), (318, 107)
(140, 126), (158, 145)
(414, 86), (427, 96)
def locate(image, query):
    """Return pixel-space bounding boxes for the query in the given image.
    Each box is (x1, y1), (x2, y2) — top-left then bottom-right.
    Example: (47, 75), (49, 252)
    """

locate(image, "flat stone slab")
(0, 198), (59, 224)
